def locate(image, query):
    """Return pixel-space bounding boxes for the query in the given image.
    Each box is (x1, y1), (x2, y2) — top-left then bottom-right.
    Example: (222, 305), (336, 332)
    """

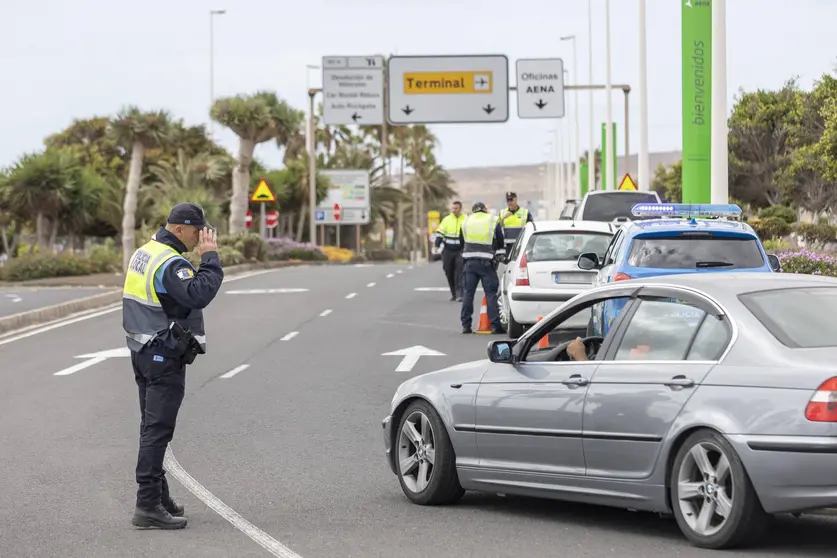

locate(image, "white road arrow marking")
(54, 347), (131, 376)
(382, 345), (445, 372)
(226, 288), (309, 294)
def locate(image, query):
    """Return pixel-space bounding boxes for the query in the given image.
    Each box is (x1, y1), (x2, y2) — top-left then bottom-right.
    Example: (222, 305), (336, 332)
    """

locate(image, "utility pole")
(587, 0), (595, 193)
(637, 0), (650, 190)
(208, 9), (225, 139)
(604, 0), (614, 190)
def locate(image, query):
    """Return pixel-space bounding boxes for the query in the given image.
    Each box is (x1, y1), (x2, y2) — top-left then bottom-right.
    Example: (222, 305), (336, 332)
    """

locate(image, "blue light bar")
(631, 203), (742, 217)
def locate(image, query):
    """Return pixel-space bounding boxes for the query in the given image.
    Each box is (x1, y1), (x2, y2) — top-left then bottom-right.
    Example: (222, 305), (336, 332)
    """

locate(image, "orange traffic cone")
(475, 295), (492, 334)
(537, 316), (549, 348)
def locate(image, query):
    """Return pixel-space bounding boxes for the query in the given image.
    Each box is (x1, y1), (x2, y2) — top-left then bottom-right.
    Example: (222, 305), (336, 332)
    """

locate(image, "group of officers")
(433, 191), (533, 334)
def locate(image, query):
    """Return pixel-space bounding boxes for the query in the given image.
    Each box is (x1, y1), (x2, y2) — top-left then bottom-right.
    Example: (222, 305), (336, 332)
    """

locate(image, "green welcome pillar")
(681, 0), (712, 204)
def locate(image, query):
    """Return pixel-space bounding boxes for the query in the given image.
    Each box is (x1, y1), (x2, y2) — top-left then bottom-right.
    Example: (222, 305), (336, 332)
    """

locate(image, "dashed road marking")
(164, 447), (302, 558)
(280, 331), (299, 341)
(220, 364), (250, 379)
(397, 270), (403, 274)
(386, 273), (394, 278)
(319, 309), (332, 317)
(367, 282), (376, 288)
(345, 292), (357, 299)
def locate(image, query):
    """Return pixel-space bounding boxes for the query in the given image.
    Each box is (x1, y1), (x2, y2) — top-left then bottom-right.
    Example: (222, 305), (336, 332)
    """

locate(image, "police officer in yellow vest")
(123, 203), (224, 530)
(458, 201), (506, 334)
(500, 191), (534, 251)
(434, 200), (467, 301)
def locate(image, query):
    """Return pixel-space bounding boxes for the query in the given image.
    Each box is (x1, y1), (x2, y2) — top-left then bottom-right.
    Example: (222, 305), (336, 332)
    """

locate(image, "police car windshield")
(581, 192), (659, 221)
(739, 287), (837, 348)
(627, 235), (765, 269)
(526, 231), (612, 262)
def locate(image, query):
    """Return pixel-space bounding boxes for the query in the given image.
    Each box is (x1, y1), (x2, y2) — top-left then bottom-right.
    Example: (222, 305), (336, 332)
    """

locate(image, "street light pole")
(561, 35), (581, 199)
(209, 9), (226, 139)
(587, 0), (595, 193)
(604, 0), (614, 191)
(711, 0), (729, 204)
(637, 0), (650, 191)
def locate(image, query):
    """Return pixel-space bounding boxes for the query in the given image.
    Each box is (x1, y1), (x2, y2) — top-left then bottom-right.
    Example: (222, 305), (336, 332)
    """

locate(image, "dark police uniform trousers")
(460, 258), (502, 330)
(125, 226), (223, 509)
(441, 247), (464, 299)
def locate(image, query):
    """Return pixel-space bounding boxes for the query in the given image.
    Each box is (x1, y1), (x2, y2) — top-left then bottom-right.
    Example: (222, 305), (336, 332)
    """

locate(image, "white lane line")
(280, 331), (299, 341)
(223, 268), (288, 284)
(220, 364), (250, 379)
(397, 270), (403, 274)
(4, 293), (22, 303)
(345, 292), (357, 299)
(366, 282), (376, 288)
(386, 273), (394, 278)
(319, 309), (332, 317)
(0, 304), (121, 347)
(407, 266), (413, 270)
(164, 447), (302, 558)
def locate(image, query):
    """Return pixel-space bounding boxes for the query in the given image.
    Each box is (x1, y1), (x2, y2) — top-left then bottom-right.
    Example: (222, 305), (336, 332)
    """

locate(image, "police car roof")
(622, 217), (757, 237)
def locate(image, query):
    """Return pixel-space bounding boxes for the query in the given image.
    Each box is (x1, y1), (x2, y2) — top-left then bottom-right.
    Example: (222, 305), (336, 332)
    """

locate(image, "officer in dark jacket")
(123, 203), (224, 529)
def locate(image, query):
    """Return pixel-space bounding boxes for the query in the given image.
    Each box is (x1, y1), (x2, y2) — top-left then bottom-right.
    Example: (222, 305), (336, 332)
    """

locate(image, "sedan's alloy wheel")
(398, 410), (436, 493)
(677, 441), (734, 537)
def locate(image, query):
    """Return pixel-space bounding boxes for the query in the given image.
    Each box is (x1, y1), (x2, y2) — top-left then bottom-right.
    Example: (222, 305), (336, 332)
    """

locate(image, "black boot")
(161, 475), (185, 517)
(132, 504), (188, 529)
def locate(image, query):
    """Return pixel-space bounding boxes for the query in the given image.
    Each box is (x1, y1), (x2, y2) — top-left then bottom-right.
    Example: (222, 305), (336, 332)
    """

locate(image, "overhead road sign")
(617, 173), (637, 191)
(515, 58), (565, 119)
(250, 178), (277, 202)
(314, 169), (370, 225)
(322, 55), (385, 126)
(387, 55), (509, 124)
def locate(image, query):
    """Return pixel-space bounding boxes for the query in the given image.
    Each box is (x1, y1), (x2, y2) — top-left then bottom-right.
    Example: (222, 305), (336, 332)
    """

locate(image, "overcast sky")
(2, 0), (835, 173)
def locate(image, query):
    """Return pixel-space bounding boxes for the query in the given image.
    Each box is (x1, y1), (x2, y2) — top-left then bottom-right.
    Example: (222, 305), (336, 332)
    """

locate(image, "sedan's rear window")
(739, 287), (837, 348)
(525, 231), (612, 262)
(580, 192), (659, 221)
(627, 235), (765, 269)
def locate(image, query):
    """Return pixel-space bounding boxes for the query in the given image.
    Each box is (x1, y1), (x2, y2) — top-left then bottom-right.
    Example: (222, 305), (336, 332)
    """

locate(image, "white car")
(499, 220), (616, 338)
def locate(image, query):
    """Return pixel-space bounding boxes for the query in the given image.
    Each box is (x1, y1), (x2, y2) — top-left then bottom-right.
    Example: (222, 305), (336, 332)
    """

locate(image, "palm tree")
(109, 106), (172, 270)
(210, 91), (304, 234)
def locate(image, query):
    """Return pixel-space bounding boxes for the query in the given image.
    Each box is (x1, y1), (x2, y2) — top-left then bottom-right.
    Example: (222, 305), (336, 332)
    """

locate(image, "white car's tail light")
(515, 253), (530, 286)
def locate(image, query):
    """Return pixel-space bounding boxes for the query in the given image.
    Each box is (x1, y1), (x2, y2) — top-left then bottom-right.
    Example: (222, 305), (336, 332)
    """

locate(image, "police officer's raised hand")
(196, 227), (217, 256)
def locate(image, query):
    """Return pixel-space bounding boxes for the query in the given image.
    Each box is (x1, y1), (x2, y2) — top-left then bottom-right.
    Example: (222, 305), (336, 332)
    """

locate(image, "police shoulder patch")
(176, 267), (195, 281)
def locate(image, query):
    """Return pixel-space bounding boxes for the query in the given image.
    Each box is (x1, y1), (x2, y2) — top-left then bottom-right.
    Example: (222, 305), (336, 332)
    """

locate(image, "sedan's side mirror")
(577, 252), (601, 271)
(487, 340), (515, 363)
(767, 254), (782, 272)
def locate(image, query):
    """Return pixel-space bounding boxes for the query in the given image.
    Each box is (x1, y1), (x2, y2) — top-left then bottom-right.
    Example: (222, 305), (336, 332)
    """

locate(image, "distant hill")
(445, 150), (683, 210)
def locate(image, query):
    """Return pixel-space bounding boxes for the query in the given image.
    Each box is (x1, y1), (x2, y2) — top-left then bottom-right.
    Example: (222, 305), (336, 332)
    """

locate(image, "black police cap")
(505, 191), (517, 200)
(167, 203), (212, 230)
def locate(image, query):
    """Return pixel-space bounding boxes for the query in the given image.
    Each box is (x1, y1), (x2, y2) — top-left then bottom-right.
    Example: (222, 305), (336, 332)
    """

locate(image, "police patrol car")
(576, 203), (782, 336)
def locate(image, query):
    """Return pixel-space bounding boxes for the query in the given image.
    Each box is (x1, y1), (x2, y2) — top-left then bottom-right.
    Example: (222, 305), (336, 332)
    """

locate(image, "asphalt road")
(0, 262), (834, 558)
(0, 287), (115, 317)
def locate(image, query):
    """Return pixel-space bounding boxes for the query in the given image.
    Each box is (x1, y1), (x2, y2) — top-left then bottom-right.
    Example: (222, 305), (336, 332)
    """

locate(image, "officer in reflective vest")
(123, 203), (224, 530)
(434, 200), (467, 301)
(500, 191), (534, 251)
(458, 201), (506, 334)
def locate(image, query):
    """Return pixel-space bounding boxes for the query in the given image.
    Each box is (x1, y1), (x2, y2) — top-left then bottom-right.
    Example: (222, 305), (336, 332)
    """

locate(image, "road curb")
(0, 259), (365, 335)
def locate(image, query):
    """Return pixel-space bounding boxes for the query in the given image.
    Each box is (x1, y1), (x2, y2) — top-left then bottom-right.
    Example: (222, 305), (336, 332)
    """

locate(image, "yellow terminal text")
(403, 71), (493, 94)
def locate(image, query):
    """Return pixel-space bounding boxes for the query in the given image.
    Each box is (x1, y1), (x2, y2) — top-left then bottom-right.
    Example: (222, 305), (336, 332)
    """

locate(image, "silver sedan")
(382, 272), (837, 550)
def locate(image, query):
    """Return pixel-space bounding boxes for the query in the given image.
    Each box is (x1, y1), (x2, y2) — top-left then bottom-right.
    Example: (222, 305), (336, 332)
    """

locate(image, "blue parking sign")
(314, 210), (325, 221)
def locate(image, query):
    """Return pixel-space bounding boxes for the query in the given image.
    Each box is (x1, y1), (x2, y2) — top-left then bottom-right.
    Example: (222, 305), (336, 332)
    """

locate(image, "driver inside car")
(567, 337), (651, 361)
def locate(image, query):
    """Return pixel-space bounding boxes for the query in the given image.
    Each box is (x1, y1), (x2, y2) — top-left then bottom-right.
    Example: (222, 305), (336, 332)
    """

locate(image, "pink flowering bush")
(265, 237), (327, 261)
(777, 250), (837, 277)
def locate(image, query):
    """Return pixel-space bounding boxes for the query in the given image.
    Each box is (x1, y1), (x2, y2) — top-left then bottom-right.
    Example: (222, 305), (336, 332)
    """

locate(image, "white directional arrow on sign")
(382, 345), (445, 372)
(54, 347), (131, 376)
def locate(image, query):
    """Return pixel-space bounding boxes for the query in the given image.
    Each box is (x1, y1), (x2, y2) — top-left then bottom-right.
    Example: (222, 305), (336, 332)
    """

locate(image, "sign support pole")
(308, 88), (319, 246)
(260, 204), (266, 238)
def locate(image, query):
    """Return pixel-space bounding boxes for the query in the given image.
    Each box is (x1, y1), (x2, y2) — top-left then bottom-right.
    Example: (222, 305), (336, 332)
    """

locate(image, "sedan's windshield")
(739, 287), (837, 348)
(526, 231), (612, 262)
(627, 235), (765, 269)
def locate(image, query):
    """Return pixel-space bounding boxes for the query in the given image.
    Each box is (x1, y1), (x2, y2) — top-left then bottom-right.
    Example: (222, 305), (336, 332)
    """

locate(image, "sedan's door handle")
(665, 375), (695, 388)
(562, 374), (589, 387)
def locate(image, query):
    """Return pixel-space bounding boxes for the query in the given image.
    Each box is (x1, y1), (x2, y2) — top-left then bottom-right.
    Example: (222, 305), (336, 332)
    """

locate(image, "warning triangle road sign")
(250, 178), (277, 202)
(617, 173), (637, 191)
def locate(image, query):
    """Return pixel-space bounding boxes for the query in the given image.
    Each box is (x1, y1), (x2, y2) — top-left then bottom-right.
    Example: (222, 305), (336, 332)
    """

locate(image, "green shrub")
(87, 239), (121, 273)
(750, 217), (791, 240)
(218, 232), (266, 260)
(793, 222), (837, 246)
(350, 253), (368, 263)
(762, 238), (793, 253)
(367, 248), (396, 261)
(217, 246), (245, 266)
(778, 250), (837, 276)
(759, 205), (796, 224)
(0, 252), (94, 281)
